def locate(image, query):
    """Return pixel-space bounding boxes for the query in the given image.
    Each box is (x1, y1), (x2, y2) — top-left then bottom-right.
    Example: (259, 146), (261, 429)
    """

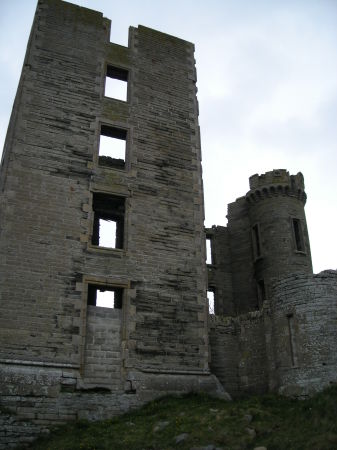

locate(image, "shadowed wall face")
(0, 1), (214, 445)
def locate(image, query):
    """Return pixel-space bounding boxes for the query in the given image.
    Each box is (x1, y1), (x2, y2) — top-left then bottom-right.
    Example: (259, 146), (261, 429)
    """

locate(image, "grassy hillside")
(27, 385), (337, 450)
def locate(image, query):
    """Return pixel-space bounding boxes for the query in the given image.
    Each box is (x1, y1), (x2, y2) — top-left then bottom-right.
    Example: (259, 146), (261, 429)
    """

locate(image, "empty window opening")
(105, 65), (128, 101)
(206, 237), (213, 264)
(92, 193), (125, 249)
(99, 125), (126, 169)
(87, 284), (123, 309)
(207, 290), (215, 315)
(252, 224), (261, 258)
(98, 218), (116, 248)
(292, 218), (304, 252)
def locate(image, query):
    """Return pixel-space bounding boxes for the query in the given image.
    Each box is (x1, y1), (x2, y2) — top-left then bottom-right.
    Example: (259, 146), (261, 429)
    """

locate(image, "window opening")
(207, 290), (215, 315)
(99, 125), (126, 169)
(105, 65), (128, 101)
(252, 224), (261, 258)
(92, 193), (125, 249)
(87, 284), (123, 309)
(206, 237), (213, 264)
(292, 218), (304, 252)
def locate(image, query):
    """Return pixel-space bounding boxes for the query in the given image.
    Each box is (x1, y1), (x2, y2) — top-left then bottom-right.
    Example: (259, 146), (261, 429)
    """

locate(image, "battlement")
(247, 170), (306, 204)
(249, 169), (305, 190)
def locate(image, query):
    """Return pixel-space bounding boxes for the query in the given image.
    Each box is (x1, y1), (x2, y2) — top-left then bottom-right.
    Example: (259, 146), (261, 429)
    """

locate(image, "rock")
(153, 420), (170, 433)
(175, 433), (189, 444)
(245, 427), (256, 438)
(254, 447), (267, 450)
(126, 421), (135, 426)
(190, 445), (222, 450)
(244, 414), (253, 423)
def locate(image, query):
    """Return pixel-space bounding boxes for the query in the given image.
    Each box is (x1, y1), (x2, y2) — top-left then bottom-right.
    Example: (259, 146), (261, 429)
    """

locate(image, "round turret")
(246, 169), (312, 299)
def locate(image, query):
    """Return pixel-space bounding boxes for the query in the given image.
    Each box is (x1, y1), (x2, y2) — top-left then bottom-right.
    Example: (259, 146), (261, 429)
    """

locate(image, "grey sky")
(1, 0), (336, 272)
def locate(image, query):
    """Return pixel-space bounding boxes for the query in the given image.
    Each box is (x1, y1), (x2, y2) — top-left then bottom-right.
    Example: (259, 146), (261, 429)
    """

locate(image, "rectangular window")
(92, 193), (125, 249)
(206, 236), (213, 265)
(207, 290), (215, 315)
(292, 218), (304, 252)
(105, 65), (128, 101)
(252, 224), (262, 258)
(99, 125), (126, 169)
(87, 284), (123, 309)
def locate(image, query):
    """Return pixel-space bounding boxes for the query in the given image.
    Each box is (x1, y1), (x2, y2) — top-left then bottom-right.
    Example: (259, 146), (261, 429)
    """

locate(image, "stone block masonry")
(0, 0), (224, 447)
(0, 0), (336, 447)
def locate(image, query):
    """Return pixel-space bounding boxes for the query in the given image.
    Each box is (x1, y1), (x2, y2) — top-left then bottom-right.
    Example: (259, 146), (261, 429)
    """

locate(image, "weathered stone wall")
(209, 316), (239, 396)
(268, 270), (337, 396)
(83, 306), (123, 388)
(209, 170), (313, 316)
(227, 197), (257, 314)
(0, 0), (220, 447)
(210, 270), (337, 398)
(246, 170), (313, 297)
(209, 310), (268, 397)
(206, 226), (235, 316)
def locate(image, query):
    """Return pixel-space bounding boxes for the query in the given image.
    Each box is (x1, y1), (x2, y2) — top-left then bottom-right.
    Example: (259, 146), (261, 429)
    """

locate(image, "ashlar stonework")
(0, 1), (336, 448)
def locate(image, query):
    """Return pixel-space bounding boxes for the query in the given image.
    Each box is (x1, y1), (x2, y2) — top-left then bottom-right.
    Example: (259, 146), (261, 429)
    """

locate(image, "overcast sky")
(1, 0), (336, 273)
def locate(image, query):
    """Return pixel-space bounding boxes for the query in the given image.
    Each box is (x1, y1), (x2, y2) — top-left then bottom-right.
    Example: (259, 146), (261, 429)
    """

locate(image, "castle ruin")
(0, 1), (336, 447)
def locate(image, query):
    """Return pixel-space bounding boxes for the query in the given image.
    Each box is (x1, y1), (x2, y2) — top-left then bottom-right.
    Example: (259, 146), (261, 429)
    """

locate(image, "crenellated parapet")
(246, 170), (307, 204)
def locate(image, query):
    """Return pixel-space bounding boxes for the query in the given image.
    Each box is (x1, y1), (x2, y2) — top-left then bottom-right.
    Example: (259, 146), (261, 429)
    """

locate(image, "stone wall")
(206, 226), (234, 316)
(210, 270), (337, 398)
(0, 0), (222, 447)
(268, 270), (337, 396)
(209, 310), (268, 397)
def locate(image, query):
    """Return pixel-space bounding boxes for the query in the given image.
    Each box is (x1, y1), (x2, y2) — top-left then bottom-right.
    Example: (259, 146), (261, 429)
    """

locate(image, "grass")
(27, 385), (337, 450)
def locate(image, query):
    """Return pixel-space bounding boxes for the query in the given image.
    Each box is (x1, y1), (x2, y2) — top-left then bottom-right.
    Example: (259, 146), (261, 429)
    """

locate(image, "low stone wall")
(210, 270), (337, 398)
(209, 309), (268, 397)
(0, 362), (226, 448)
(269, 270), (337, 396)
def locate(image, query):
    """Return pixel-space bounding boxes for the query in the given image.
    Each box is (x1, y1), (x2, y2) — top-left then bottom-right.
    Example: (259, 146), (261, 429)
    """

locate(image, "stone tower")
(206, 169), (313, 315)
(246, 169), (313, 303)
(0, 0), (222, 440)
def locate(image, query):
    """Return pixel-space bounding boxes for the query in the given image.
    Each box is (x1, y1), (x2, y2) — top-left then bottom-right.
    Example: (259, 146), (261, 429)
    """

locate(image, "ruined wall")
(246, 170), (312, 297)
(0, 0), (222, 447)
(208, 170), (313, 315)
(227, 198), (257, 314)
(268, 270), (337, 396)
(209, 311), (268, 397)
(209, 316), (239, 396)
(206, 226), (234, 316)
(210, 270), (337, 398)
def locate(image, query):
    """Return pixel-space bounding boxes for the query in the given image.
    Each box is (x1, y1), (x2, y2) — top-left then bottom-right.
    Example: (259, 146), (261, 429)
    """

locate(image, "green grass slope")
(27, 385), (337, 450)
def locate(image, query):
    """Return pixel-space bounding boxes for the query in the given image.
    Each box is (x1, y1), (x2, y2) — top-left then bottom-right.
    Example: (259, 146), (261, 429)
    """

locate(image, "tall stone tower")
(206, 170), (313, 315)
(0, 0), (222, 438)
(246, 170), (312, 302)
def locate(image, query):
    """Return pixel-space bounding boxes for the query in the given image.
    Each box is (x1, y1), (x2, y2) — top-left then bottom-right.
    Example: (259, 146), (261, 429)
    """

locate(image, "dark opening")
(105, 65), (128, 101)
(87, 284), (123, 309)
(92, 193), (125, 249)
(292, 218), (304, 252)
(99, 125), (127, 169)
(107, 66), (128, 82)
(252, 224), (261, 258)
